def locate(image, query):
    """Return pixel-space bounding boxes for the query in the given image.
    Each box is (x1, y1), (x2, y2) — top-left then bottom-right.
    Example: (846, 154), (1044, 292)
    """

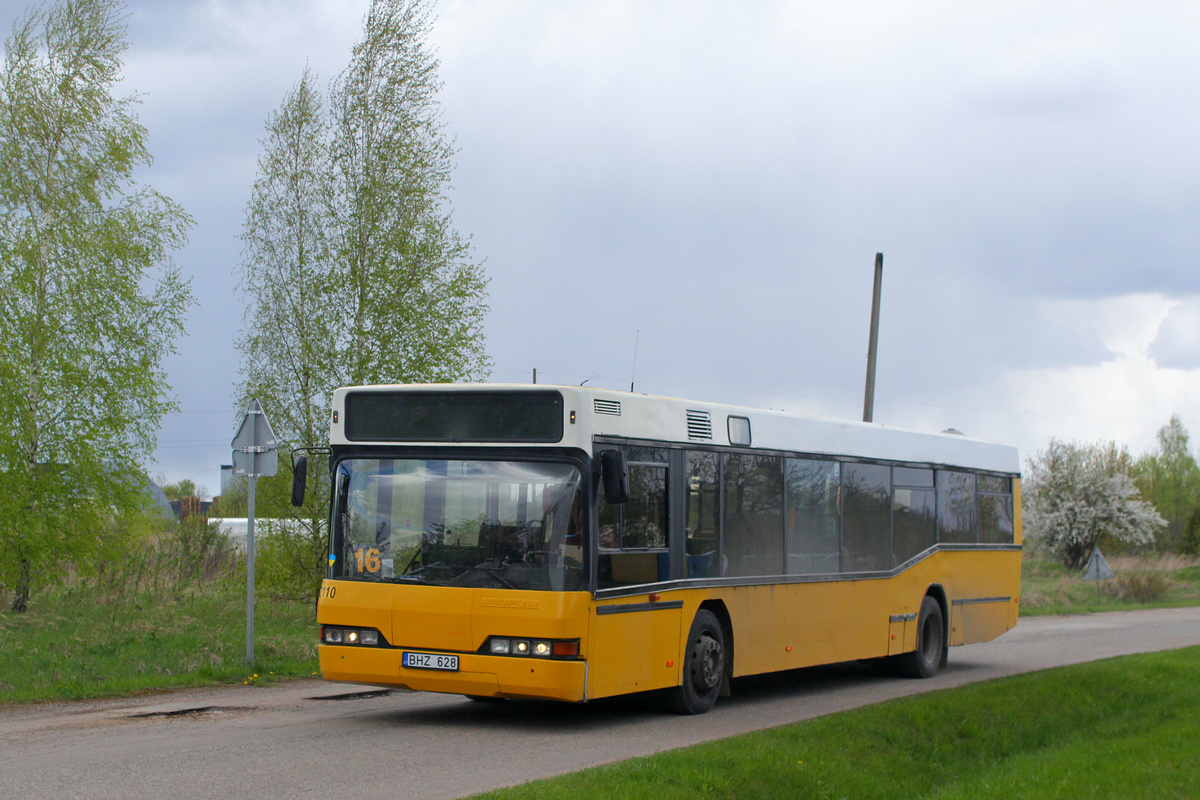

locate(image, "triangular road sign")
(231, 398), (279, 477)
(1083, 547), (1114, 581)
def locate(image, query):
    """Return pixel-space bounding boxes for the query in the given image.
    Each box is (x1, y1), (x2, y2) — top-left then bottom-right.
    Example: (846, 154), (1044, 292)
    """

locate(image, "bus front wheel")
(667, 610), (725, 714)
(896, 595), (945, 679)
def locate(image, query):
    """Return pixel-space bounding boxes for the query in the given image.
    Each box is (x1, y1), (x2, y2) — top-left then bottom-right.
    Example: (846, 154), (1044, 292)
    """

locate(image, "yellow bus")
(296, 384), (1020, 713)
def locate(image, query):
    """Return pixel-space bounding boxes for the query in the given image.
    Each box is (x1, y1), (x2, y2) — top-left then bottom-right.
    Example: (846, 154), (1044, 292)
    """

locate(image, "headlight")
(322, 627), (383, 646)
(483, 636), (580, 659)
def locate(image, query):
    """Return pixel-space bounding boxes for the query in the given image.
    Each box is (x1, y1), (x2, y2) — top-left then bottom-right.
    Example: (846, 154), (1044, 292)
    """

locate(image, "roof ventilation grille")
(686, 410), (713, 440)
(594, 399), (622, 416)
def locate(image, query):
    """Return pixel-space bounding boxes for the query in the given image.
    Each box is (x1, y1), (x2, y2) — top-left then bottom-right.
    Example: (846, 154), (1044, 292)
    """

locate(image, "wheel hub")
(695, 635), (722, 690)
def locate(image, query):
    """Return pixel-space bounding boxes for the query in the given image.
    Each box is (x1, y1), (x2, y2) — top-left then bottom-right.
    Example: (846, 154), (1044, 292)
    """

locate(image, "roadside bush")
(1104, 570), (1173, 603)
(173, 515), (239, 583)
(1183, 505), (1200, 555)
(84, 515), (240, 611)
(255, 519), (326, 607)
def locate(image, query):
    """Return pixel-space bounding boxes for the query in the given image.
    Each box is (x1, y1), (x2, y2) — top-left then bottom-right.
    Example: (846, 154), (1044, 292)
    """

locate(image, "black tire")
(667, 609), (725, 714)
(896, 595), (945, 679)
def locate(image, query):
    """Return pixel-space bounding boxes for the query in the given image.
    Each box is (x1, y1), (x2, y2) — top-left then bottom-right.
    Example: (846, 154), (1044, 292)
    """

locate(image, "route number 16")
(355, 547), (382, 574)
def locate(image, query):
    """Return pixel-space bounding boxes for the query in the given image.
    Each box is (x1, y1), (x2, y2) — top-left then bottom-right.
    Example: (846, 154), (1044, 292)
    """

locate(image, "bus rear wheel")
(896, 595), (945, 679)
(667, 610), (725, 714)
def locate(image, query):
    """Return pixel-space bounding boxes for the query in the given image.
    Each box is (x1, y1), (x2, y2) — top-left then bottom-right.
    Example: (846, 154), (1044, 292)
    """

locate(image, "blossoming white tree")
(1024, 439), (1165, 569)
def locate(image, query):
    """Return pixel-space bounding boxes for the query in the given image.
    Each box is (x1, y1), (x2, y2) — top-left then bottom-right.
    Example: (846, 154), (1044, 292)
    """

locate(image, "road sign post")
(231, 398), (278, 665)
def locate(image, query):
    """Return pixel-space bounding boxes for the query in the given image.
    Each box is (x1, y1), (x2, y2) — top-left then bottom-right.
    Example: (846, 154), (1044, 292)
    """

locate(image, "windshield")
(332, 458), (585, 591)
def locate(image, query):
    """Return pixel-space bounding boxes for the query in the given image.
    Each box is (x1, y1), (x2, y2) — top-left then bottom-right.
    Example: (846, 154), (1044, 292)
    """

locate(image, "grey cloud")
(4, 0), (1200, 490)
(1150, 299), (1200, 370)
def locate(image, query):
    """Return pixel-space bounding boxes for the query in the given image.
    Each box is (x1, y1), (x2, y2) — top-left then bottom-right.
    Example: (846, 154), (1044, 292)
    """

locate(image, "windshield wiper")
(391, 564), (447, 584)
(382, 574), (432, 584)
(398, 562), (518, 589)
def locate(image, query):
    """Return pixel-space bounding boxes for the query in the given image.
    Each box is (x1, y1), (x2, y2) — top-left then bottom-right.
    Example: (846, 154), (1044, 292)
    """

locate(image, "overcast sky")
(4, 0), (1200, 496)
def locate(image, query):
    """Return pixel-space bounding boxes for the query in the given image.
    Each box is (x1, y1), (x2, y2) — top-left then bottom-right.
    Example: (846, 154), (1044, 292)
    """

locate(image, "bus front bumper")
(318, 644), (587, 702)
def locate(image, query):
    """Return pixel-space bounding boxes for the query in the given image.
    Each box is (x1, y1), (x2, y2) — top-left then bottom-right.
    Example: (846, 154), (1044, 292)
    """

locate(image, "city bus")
(296, 383), (1021, 713)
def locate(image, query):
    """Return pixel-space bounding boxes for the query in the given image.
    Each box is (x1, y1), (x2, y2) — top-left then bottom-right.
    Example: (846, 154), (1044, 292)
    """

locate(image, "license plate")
(403, 652), (459, 671)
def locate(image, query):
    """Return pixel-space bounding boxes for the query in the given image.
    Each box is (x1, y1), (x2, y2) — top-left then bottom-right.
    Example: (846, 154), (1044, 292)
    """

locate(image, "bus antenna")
(630, 330), (640, 392)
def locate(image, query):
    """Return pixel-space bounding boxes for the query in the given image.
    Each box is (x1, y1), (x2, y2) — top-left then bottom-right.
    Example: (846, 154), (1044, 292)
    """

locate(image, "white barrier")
(208, 517), (312, 551)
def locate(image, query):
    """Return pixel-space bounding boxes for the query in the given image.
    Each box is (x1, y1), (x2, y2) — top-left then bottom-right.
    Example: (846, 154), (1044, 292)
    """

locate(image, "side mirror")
(291, 455), (308, 507)
(599, 449), (630, 504)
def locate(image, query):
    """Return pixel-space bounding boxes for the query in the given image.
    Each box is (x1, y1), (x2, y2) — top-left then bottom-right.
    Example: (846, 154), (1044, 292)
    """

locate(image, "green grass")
(1020, 553), (1200, 615)
(0, 579), (318, 704)
(468, 647), (1200, 800)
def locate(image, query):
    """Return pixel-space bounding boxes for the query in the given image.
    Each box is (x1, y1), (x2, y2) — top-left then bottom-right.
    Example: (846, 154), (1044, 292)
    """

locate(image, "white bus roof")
(330, 384), (1020, 475)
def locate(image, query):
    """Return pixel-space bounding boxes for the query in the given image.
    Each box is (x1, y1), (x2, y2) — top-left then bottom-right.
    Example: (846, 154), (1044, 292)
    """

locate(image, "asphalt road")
(2, 606), (1198, 800)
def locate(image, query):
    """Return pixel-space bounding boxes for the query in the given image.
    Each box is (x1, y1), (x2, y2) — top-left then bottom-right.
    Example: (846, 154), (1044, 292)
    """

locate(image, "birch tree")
(238, 67), (337, 451)
(328, 0), (489, 387)
(0, 0), (192, 611)
(236, 0), (489, 602)
(236, 67), (336, 605)
(1132, 415), (1200, 552)
(239, 0), (490, 443)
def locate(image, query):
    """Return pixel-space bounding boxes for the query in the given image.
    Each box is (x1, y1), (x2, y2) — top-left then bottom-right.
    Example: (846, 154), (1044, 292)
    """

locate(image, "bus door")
(588, 446), (683, 699)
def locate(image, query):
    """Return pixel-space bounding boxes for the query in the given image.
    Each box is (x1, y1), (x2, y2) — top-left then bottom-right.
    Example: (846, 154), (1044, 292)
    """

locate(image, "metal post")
(231, 397), (275, 666)
(863, 253), (883, 423)
(245, 403), (257, 665)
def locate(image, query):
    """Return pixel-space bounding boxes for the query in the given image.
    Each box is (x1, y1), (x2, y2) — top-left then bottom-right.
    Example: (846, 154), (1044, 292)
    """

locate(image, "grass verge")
(0, 580), (317, 704)
(1020, 553), (1200, 615)
(469, 646), (1200, 800)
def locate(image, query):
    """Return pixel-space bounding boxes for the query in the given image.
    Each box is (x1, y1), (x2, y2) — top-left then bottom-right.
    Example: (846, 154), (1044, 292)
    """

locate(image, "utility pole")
(863, 252), (883, 423)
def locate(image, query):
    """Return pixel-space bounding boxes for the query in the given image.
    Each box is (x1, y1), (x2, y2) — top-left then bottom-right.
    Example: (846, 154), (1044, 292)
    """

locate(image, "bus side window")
(722, 453), (784, 577)
(892, 467), (935, 566)
(977, 475), (1013, 543)
(597, 449), (669, 588)
(686, 451), (719, 578)
(937, 470), (977, 543)
(784, 459), (839, 575)
(841, 463), (891, 572)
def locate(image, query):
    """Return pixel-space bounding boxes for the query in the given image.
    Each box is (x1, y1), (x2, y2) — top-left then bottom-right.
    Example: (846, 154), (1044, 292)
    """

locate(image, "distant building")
(169, 496), (213, 520)
(145, 480), (174, 519)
